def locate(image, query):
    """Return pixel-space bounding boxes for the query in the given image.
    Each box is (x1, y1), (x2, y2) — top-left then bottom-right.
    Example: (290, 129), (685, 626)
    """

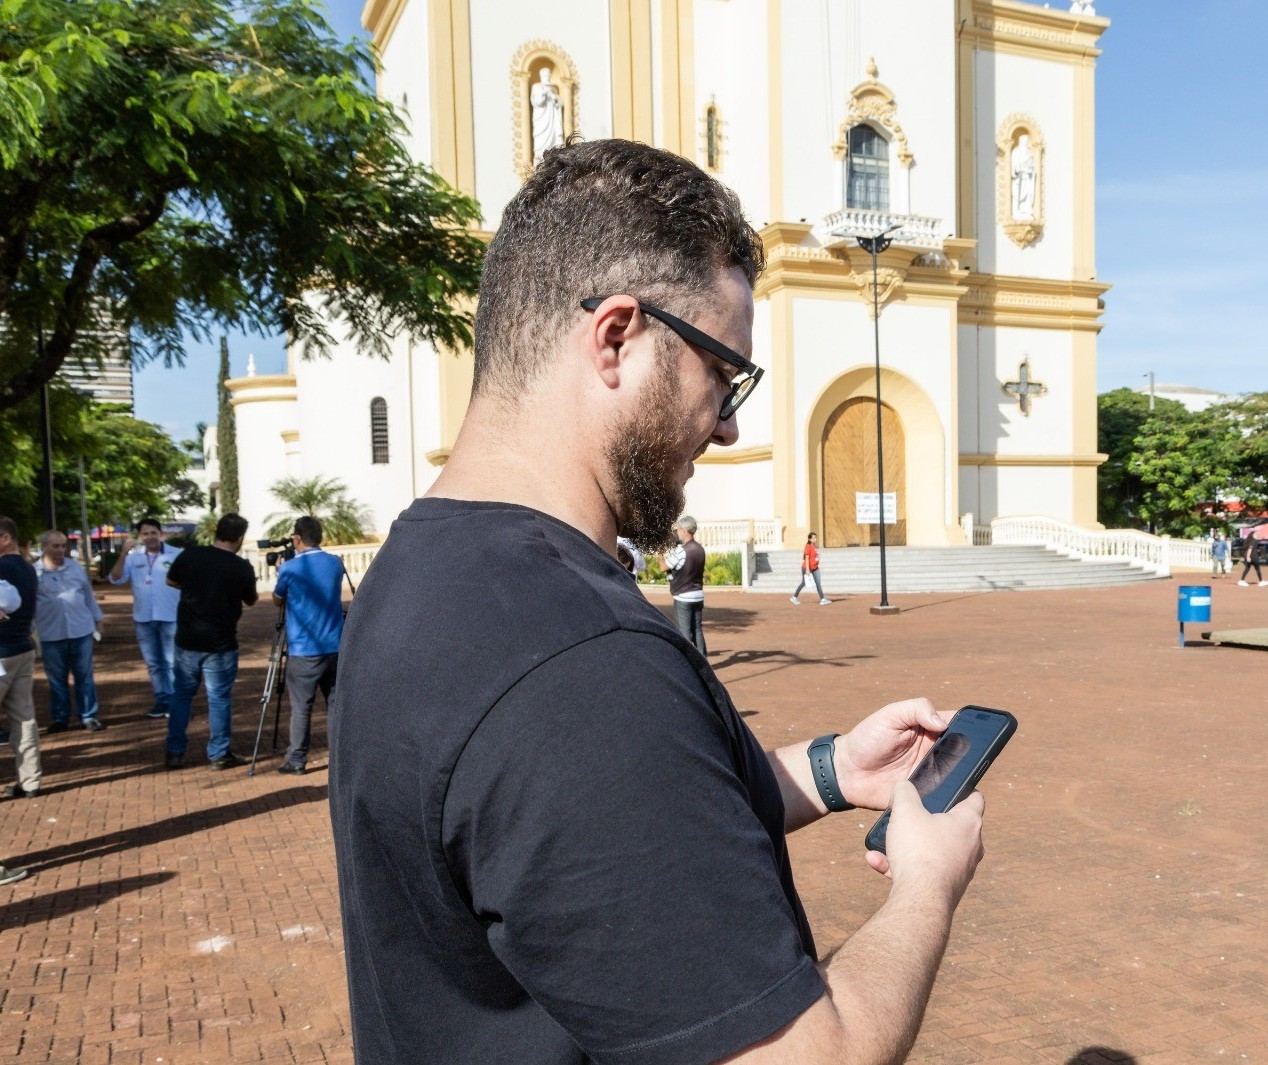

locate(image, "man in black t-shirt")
(331, 141), (988, 1065)
(164, 513), (257, 770)
(0, 516), (41, 875)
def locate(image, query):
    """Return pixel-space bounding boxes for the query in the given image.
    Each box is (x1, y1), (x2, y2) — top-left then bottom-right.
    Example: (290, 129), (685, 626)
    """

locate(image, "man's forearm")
(767, 740), (834, 832)
(819, 879), (957, 1064)
(720, 881), (959, 1065)
(109, 553), (128, 581)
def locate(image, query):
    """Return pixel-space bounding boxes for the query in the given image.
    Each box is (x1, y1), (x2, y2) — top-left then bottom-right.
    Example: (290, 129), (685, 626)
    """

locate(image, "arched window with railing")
(370, 397), (389, 464)
(845, 125), (889, 212)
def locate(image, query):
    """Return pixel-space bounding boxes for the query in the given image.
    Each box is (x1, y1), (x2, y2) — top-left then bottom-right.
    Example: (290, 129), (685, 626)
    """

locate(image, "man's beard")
(605, 371), (698, 555)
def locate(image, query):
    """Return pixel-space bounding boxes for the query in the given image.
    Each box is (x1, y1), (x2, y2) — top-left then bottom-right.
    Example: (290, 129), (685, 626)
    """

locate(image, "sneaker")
(1259, 582), (1267, 588)
(819, 598), (832, 605)
(209, 752), (245, 771)
(0, 865), (30, 887)
(164, 752), (185, 770)
(1238, 580), (1250, 586)
(790, 596), (800, 605)
(3, 783), (38, 800)
(145, 707), (169, 720)
(45, 722), (69, 734)
(82, 718), (105, 732)
(276, 762), (306, 776)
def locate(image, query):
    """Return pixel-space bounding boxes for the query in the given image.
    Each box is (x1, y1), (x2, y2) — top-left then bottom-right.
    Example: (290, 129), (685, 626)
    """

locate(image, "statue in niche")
(1011, 134), (1037, 220)
(530, 66), (564, 163)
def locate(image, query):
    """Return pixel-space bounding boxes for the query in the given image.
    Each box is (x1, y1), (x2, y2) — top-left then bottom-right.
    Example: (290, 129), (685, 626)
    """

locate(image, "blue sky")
(136, 0), (1268, 440)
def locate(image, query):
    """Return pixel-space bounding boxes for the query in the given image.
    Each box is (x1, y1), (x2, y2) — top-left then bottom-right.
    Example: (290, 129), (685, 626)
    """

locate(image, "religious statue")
(1010, 134), (1036, 220)
(530, 66), (564, 163)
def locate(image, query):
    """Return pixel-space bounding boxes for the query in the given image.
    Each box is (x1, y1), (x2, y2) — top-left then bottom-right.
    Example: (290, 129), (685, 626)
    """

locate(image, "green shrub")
(637, 550), (741, 585)
(704, 551), (742, 586)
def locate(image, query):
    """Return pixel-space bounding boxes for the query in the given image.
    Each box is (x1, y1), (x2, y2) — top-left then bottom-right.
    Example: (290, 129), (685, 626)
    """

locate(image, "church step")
(747, 545), (1163, 593)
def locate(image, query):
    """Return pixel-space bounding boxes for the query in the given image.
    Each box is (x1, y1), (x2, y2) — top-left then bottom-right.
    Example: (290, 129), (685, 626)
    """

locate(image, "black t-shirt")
(669, 538), (706, 598)
(330, 499), (825, 1065)
(168, 545), (258, 653)
(0, 554), (38, 657)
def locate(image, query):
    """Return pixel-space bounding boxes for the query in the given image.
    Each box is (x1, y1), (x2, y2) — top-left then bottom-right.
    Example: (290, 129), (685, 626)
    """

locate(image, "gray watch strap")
(808, 734), (853, 812)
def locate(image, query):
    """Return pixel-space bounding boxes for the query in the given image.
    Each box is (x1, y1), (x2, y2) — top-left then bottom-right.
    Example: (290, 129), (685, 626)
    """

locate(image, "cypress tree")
(216, 337), (239, 514)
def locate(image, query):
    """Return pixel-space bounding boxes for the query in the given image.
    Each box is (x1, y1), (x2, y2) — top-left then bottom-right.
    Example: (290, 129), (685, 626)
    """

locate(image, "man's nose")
(711, 410), (740, 449)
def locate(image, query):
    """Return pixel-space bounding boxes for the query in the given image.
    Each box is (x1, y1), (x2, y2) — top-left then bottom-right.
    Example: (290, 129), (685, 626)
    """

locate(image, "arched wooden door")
(822, 398), (906, 547)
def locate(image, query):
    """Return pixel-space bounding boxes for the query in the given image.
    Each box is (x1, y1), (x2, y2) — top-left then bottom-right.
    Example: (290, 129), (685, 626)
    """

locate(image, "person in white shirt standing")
(33, 530), (104, 736)
(108, 518), (182, 720)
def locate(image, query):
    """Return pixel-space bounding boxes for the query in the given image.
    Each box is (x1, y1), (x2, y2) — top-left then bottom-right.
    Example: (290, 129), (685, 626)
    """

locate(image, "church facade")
(228, 0), (1111, 549)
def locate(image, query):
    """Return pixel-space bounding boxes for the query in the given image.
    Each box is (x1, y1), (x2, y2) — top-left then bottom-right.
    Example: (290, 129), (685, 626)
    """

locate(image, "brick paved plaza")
(2, 577), (1264, 1064)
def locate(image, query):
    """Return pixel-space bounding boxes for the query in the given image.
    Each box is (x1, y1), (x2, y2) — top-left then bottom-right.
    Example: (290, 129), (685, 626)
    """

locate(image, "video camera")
(257, 538), (296, 567)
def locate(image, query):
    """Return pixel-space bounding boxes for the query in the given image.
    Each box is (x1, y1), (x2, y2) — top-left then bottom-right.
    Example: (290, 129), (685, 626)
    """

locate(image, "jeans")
(41, 634), (99, 724)
(284, 653), (338, 767)
(135, 621), (177, 708)
(794, 569), (825, 599)
(168, 647), (239, 760)
(673, 599), (707, 656)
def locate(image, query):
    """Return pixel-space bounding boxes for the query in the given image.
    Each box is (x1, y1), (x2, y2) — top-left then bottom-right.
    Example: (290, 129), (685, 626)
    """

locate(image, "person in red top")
(791, 532), (830, 605)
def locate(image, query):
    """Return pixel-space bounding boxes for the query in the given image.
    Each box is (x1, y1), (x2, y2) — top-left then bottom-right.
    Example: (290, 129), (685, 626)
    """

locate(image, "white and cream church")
(227, 0), (1111, 550)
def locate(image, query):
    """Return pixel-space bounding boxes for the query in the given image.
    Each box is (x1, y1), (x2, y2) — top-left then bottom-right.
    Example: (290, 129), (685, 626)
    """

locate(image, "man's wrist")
(807, 735), (854, 812)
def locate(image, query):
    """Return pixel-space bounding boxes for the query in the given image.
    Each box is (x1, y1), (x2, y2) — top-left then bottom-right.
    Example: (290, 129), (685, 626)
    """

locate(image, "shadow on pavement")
(0, 871), (177, 932)
(655, 604), (760, 634)
(1066, 1049), (1139, 1064)
(893, 593), (988, 613)
(709, 648), (876, 685)
(17, 785), (328, 872)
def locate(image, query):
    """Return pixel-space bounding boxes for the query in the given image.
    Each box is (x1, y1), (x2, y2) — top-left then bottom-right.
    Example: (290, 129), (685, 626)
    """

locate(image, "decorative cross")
(1002, 358), (1047, 416)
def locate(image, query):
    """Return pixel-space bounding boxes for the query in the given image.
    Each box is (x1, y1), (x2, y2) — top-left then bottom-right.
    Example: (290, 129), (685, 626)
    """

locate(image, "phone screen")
(910, 710), (1005, 812)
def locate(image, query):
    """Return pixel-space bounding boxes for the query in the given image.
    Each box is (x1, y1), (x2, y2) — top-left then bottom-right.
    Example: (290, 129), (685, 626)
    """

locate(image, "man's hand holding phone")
(834, 697), (950, 811)
(866, 780), (986, 907)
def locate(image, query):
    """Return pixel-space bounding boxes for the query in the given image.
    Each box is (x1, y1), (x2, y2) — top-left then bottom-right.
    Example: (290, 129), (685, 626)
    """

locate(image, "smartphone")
(864, 705), (1017, 854)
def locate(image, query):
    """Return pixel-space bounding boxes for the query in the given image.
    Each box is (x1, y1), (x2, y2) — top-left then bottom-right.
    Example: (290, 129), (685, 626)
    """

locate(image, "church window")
(845, 125), (889, 212)
(370, 397), (389, 464)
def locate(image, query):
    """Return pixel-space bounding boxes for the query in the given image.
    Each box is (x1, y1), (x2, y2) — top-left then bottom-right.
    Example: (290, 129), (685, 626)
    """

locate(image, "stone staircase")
(749, 545), (1164, 594)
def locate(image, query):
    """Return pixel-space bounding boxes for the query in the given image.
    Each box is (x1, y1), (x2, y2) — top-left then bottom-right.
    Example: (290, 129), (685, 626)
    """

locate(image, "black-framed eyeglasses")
(580, 296), (764, 420)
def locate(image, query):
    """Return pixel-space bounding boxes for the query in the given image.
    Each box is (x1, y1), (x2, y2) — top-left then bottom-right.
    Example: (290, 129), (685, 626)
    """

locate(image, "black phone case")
(864, 705), (1017, 854)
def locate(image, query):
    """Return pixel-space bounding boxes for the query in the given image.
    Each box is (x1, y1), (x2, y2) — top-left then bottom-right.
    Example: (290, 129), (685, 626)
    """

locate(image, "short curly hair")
(472, 139), (765, 400)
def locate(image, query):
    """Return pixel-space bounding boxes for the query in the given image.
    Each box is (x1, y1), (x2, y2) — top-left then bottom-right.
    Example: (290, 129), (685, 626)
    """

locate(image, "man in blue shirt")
(108, 518), (183, 719)
(271, 516), (345, 774)
(33, 529), (104, 734)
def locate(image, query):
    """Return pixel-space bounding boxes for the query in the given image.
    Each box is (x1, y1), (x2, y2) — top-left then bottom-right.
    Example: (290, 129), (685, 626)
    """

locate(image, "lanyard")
(144, 549), (162, 582)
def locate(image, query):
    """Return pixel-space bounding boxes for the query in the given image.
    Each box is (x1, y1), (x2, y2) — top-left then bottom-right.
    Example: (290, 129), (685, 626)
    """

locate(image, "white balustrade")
(696, 519), (782, 553)
(815, 208), (946, 251)
(988, 515), (1210, 576)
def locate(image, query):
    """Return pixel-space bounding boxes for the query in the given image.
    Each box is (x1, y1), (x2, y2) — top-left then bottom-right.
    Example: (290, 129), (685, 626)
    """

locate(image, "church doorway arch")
(822, 398), (907, 547)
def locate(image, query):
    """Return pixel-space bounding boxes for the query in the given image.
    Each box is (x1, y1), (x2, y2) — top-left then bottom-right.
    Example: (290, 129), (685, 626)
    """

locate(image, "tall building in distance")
(57, 318), (134, 409)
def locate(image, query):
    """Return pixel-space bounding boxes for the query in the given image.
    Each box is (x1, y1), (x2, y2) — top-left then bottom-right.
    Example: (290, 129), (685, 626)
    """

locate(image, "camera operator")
(270, 516), (344, 775)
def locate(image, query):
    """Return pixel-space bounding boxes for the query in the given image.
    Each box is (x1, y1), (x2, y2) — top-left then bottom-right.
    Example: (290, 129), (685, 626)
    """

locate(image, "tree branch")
(0, 194), (167, 412)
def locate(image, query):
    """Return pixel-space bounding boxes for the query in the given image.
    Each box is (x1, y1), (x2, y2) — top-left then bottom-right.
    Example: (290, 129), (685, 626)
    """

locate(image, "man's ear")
(583, 296), (651, 390)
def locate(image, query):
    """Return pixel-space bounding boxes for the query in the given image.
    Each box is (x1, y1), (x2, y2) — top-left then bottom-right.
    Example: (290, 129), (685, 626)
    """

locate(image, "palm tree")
(264, 476), (370, 545)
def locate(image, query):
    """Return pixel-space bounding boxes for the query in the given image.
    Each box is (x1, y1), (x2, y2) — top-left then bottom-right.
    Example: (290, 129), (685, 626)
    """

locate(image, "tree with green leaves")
(1096, 388), (1186, 528)
(264, 475), (368, 544)
(0, 392), (202, 535)
(216, 337), (239, 513)
(1128, 406), (1241, 538)
(0, 0), (484, 412)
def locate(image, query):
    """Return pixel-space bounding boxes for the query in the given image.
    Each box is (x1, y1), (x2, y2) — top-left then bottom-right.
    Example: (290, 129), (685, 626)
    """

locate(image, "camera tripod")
(249, 603), (288, 776)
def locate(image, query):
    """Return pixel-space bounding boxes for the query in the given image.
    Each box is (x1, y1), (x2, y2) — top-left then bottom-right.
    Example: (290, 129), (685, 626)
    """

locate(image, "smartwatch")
(807, 734), (853, 812)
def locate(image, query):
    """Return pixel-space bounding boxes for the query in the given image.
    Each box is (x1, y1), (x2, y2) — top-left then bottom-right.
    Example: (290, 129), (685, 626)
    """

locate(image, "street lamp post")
(855, 223), (902, 616)
(1143, 370), (1155, 411)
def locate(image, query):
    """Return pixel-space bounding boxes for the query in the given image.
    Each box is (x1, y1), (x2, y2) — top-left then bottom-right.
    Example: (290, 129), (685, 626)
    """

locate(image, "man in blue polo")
(271, 516), (344, 775)
(108, 518), (182, 719)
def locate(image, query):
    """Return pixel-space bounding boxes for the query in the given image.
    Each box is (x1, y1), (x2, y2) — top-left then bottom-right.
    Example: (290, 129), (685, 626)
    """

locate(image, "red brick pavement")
(1, 576), (1264, 1064)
